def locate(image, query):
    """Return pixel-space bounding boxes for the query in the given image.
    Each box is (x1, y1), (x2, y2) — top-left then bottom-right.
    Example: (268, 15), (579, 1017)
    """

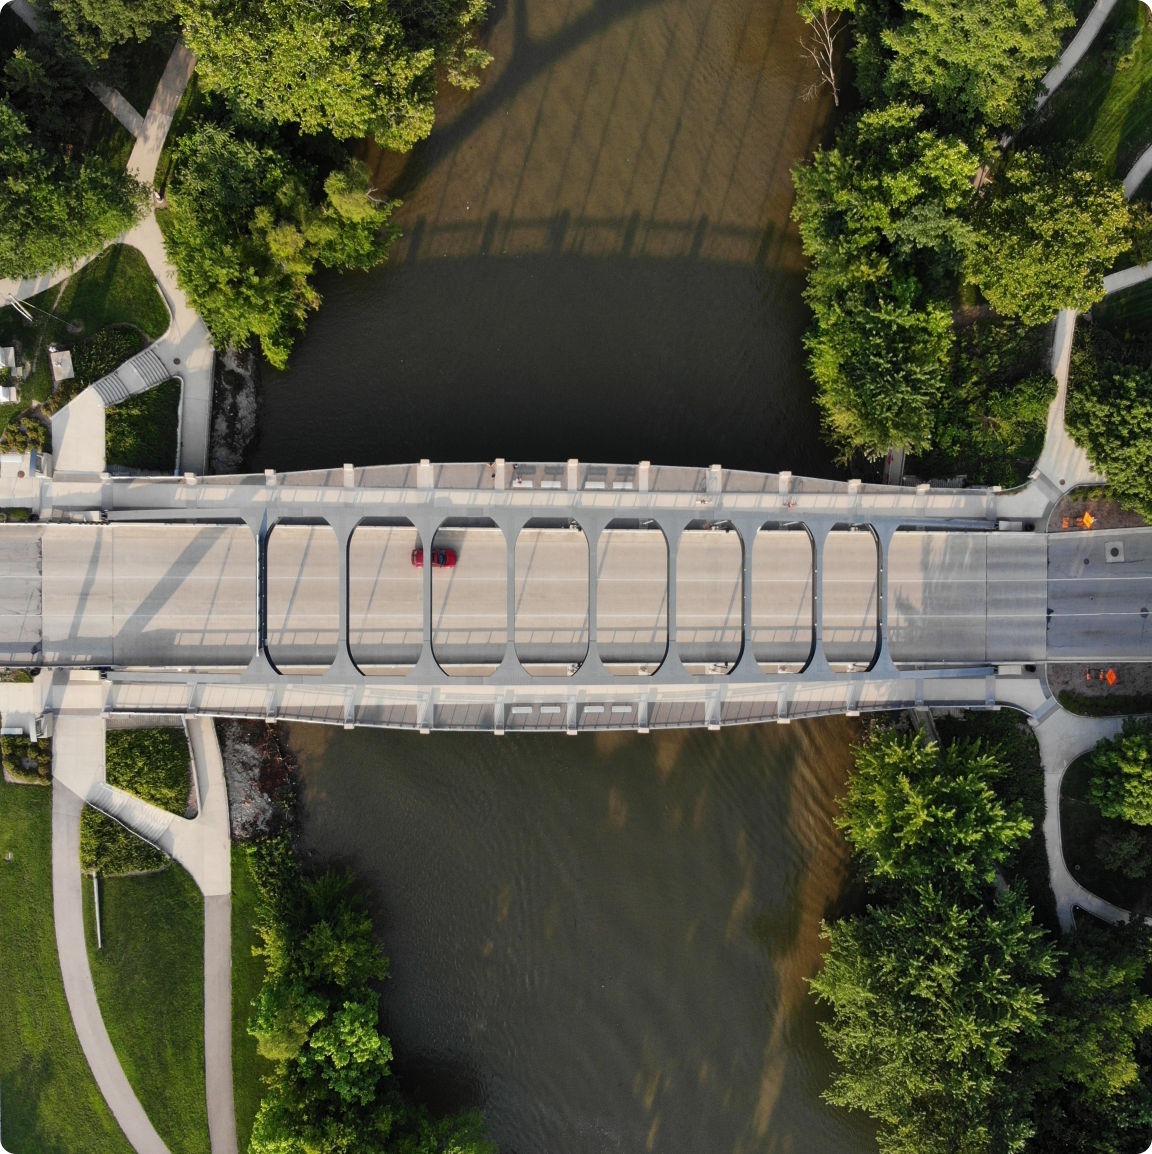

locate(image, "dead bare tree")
(799, 1), (852, 107)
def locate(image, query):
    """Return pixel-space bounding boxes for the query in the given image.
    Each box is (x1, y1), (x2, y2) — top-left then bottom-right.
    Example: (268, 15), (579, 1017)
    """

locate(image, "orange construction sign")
(1106, 668), (1118, 687)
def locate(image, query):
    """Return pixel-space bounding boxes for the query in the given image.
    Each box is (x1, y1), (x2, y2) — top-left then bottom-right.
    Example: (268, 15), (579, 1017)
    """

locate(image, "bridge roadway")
(0, 460), (1147, 734)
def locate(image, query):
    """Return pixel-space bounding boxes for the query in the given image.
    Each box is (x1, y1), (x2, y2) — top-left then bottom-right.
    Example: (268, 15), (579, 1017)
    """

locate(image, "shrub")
(1095, 827), (1152, 879)
(1, 734), (50, 783)
(80, 727), (193, 876)
(1088, 720), (1152, 825)
(0, 414), (48, 454)
(105, 378), (180, 472)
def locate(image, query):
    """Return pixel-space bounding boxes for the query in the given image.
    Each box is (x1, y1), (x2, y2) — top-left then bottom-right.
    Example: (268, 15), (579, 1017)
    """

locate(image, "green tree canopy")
(879, 0), (1074, 135)
(1087, 720), (1152, 826)
(245, 836), (497, 1154)
(966, 148), (1130, 325)
(836, 730), (1032, 891)
(44, 0), (175, 63)
(810, 885), (1056, 1154)
(791, 102), (975, 458)
(1029, 922), (1152, 1153)
(807, 278), (954, 458)
(0, 99), (146, 278)
(163, 122), (398, 368)
(177, 0), (492, 148)
(1066, 360), (1152, 520)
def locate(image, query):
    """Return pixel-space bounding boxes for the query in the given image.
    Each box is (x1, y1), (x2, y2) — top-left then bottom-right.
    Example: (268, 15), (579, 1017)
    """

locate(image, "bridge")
(0, 458), (1146, 736)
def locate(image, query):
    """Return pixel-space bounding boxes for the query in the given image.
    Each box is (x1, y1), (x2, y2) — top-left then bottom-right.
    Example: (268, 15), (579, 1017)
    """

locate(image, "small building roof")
(49, 349), (74, 382)
(0, 347), (15, 371)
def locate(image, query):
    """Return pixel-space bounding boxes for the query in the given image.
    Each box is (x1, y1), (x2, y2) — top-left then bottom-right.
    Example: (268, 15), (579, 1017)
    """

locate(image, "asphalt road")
(1048, 528), (1152, 661)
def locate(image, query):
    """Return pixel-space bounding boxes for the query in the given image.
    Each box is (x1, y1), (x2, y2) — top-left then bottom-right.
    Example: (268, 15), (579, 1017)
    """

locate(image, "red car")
(411, 547), (457, 568)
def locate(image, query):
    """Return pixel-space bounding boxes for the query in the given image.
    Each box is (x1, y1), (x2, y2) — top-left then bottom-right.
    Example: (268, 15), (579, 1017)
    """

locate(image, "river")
(243, 0), (843, 477)
(288, 722), (874, 1153)
(260, 0), (871, 1146)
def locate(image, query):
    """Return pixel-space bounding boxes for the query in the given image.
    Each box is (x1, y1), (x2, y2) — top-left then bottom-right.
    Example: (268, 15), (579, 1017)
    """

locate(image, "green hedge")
(80, 728), (193, 877)
(1059, 690), (1152, 717)
(0, 734), (50, 784)
(106, 378), (181, 473)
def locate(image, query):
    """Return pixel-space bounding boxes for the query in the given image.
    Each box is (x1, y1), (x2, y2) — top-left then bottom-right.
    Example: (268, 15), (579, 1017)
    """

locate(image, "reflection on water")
(288, 721), (875, 1154)
(245, 0), (841, 477)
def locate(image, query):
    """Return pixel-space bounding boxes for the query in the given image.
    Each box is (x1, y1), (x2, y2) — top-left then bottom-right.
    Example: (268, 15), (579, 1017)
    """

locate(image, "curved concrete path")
(50, 679), (236, 1154)
(1037, 0), (1121, 109)
(1034, 708), (1128, 931)
(52, 747), (170, 1154)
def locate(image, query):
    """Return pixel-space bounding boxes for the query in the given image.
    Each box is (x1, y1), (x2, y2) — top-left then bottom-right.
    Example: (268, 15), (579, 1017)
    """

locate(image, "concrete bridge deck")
(0, 460), (1145, 734)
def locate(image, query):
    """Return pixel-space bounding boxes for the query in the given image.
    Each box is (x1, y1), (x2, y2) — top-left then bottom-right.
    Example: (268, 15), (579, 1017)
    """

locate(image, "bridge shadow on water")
(247, 252), (837, 476)
(246, 0), (846, 479)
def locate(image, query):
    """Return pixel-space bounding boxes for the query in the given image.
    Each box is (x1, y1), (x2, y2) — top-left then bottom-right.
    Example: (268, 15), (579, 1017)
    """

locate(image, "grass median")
(84, 862), (210, 1154)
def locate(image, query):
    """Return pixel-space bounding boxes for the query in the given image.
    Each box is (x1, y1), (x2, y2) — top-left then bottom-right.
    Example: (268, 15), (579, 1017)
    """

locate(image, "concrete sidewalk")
(1037, 0), (1121, 108)
(50, 687), (235, 1154)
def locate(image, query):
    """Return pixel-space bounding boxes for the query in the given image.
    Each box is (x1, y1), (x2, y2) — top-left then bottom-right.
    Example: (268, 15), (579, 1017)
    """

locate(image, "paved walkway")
(0, 38), (212, 476)
(50, 678), (235, 1154)
(1037, 0), (1121, 108)
(1035, 709), (1129, 931)
(52, 712), (170, 1154)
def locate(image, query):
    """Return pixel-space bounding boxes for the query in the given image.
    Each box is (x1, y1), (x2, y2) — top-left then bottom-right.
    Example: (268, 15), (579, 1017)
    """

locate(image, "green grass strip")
(0, 780), (133, 1154)
(231, 846), (275, 1153)
(84, 864), (210, 1154)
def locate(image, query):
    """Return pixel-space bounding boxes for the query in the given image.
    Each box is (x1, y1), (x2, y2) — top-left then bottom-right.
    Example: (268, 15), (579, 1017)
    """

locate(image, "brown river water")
(267, 0), (874, 1147)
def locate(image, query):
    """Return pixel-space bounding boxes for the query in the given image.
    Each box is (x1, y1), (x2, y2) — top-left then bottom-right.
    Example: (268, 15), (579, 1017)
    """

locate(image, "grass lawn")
(1093, 275), (1152, 336)
(231, 846), (274, 1153)
(106, 379), (182, 473)
(1060, 752), (1152, 913)
(1025, 0), (1152, 181)
(0, 244), (169, 439)
(0, 780), (133, 1154)
(83, 862), (211, 1154)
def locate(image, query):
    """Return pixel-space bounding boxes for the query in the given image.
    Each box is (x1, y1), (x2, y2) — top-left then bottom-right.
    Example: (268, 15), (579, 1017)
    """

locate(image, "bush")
(80, 727), (193, 876)
(1059, 690), (1152, 717)
(1095, 827), (1152, 878)
(1088, 720), (1152, 825)
(1, 734), (50, 783)
(0, 415), (48, 454)
(105, 728), (192, 815)
(42, 325), (146, 418)
(105, 377), (180, 472)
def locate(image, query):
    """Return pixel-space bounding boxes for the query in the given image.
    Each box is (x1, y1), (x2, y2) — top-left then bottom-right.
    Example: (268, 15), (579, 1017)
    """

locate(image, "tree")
(0, 99), (147, 278)
(1066, 361), (1152, 520)
(880, 0), (1074, 135)
(791, 102), (975, 458)
(244, 838), (497, 1154)
(1029, 922), (1152, 1153)
(163, 123), (398, 368)
(810, 885), (1056, 1154)
(836, 730), (1032, 892)
(44, 0), (175, 63)
(966, 148), (1130, 325)
(177, 0), (492, 148)
(798, 0), (855, 107)
(1087, 721), (1152, 826)
(808, 280), (955, 458)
